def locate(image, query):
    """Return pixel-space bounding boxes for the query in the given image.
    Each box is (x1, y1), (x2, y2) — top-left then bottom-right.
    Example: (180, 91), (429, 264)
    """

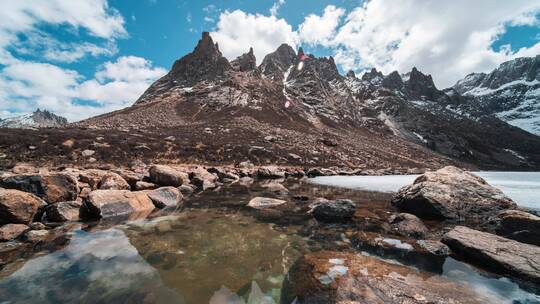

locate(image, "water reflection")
(0, 229), (184, 303)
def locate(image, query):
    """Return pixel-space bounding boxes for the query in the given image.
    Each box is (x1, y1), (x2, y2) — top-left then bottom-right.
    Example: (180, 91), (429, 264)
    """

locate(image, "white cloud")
(298, 5), (345, 47)
(78, 56), (167, 109)
(329, 0), (540, 88)
(0, 56), (166, 122)
(0, 1), (167, 121)
(270, 0), (286, 17)
(211, 10), (298, 63)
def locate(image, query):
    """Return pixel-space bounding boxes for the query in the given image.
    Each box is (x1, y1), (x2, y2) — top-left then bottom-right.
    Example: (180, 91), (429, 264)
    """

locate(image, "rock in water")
(442, 226), (540, 285)
(311, 199), (356, 222)
(281, 251), (499, 304)
(389, 213), (428, 238)
(247, 197), (286, 210)
(189, 167), (218, 191)
(0, 224), (29, 241)
(83, 190), (155, 219)
(0, 189), (46, 225)
(45, 201), (82, 222)
(392, 166), (515, 222)
(148, 165), (189, 187)
(493, 209), (540, 246)
(146, 187), (183, 209)
(0, 173), (79, 204)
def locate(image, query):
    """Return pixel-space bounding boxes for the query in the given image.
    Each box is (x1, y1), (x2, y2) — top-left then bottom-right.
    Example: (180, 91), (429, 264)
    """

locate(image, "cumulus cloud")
(298, 5), (345, 47)
(330, 0), (540, 87)
(211, 10), (298, 64)
(0, 0), (170, 121)
(78, 56), (167, 108)
(0, 56), (166, 122)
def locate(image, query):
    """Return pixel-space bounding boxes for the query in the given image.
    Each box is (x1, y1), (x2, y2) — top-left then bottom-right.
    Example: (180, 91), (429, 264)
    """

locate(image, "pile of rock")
(388, 166), (540, 287)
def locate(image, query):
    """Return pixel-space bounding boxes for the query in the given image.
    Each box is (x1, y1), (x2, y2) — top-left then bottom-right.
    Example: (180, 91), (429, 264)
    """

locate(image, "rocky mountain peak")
(259, 43), (297, 81)
(382, 71), (404, 90)
(135, 32), (232, 104)
(231, 47), (257, 72)
(361, 68), (384, 83)
(405, 67), (440, 100)
(0, 109), (67, 129)
(168, 32), (231, 84)
(346, 70), (356, 78)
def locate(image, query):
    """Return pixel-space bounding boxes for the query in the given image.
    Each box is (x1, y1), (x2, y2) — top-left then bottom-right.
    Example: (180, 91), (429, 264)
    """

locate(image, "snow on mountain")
(0, 109), (67, 129)
(452, 55), (540, 135)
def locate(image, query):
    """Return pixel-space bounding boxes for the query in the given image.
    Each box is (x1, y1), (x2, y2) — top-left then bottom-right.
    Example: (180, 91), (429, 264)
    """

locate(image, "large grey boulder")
(311, 199), (356, 222)
(392, 166), (515, 222)
(148, 165), (189, 187)
(146, 187), (183, 209)
(1, 173), (79, 203)
(389, 213), (428, 238)
(0, 189), (46, 225)
(442, 226), (540, 285)
(83, 190), (155, 219)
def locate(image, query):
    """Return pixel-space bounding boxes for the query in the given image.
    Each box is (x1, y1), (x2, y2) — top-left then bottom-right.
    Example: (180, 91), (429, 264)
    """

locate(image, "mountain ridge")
(72, 32), (540, 170)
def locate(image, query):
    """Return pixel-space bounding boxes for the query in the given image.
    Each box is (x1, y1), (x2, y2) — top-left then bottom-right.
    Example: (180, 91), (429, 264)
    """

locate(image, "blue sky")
(0, 0), (539, 121)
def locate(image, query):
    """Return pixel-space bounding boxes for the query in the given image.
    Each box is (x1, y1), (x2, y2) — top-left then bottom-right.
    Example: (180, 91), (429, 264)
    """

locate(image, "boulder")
(389, 213), (428, 238)
(392, 166), (515, 222)
(146, 187), (183, 209)
(352, 231), (448, 273)
(112, 169), (142, 187)
(281, 251), (498, 304)
(148, 165), (189, 187)
(1, 173), (79, 203)
(493, 209), (540, 246)
(189, 167), (218, 191)
(261, 182), (289, 195)
(0, 189), (46, 225)
(134, 181), (158, 191)
(45, 201), (82, 222)
(98, 172), (130, 190)
(0, 224), (29, 241)
(311, 199), (356, 222)
(23, 229), (50, 243)
(178, 184), (195, 197)
(257, 166), (286, 179)
(247, 197), (286, 210)
(207, 167), (240, 182)
(83, 190), (155, 219)
(442, 226), (540, 285)
(78, 169), (108, 189)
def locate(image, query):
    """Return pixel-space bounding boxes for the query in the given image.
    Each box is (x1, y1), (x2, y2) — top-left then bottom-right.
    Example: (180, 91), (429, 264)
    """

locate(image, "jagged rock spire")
(259, 43), (297, 81)
(231, 47), (257, 72)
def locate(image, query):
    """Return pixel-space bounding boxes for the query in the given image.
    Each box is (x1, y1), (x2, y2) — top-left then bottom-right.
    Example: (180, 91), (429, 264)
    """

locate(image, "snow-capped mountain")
(0, 109), (67, 129)
(450, 55), (540, 135)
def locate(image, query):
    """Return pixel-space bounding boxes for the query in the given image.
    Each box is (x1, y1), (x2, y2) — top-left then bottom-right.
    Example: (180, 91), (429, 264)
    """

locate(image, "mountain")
(450, 55), (540, 135)
(342, 66), (540, 169)
(0, 109), (67, 129)
(76, 32), (540, 170)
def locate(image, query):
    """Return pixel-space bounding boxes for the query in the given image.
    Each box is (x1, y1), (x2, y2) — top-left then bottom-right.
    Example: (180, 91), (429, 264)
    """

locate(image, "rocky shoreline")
(0, 163), (539, 303)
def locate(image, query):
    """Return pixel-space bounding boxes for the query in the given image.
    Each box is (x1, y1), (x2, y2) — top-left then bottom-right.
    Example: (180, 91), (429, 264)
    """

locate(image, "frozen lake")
(310, 171), (540, 211)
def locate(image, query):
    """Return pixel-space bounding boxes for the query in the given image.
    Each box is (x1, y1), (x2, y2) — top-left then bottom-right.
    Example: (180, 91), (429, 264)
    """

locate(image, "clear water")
(310, 171), (540, 211)
(0, 180), (539, 303)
